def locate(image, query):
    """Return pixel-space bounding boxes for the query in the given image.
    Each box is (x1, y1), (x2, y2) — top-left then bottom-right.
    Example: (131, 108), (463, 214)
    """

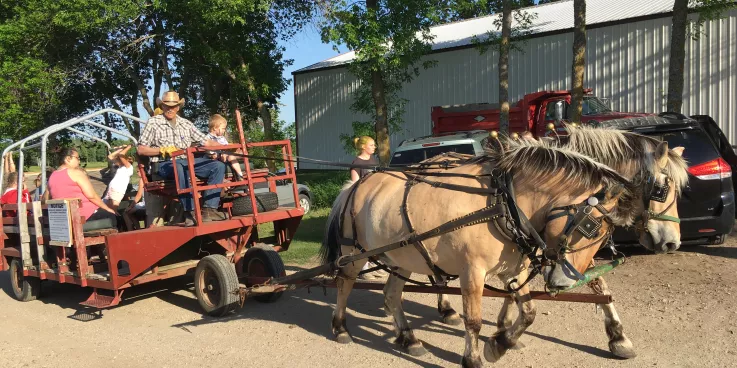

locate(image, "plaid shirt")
(139, 115), (208, 160)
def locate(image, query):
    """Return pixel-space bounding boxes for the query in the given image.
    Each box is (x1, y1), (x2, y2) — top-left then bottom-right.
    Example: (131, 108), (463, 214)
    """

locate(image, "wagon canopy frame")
(0, 109), (145, 203)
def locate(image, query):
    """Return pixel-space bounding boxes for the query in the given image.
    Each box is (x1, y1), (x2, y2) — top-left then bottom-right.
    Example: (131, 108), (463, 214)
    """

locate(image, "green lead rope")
(564, 257), (625, 291)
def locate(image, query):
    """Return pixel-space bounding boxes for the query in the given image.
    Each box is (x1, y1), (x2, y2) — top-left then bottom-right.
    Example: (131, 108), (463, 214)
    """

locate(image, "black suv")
(602, 114), (735, 245)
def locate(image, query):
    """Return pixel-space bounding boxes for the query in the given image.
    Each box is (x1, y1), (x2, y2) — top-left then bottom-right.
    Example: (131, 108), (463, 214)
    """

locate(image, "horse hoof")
(335, 332), (353, 344)
(510, 341), (526, 350)
(483, 335), (506, 363)
(441, 310), (463, 326)
(406, 342), (428, 357)
(461, 355), (483, 368)
(609, 338), (637, 359)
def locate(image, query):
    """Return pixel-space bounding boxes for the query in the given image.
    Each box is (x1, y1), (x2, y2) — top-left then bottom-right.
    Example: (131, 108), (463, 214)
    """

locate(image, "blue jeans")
(159, 157), (226, 211)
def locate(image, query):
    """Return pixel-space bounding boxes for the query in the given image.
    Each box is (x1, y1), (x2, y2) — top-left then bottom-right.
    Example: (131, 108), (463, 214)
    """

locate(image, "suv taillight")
(687, 158), (732, 180)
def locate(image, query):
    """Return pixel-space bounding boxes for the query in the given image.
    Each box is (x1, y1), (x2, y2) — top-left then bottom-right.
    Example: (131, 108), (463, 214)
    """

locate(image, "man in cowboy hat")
(137, 91), (226, 226)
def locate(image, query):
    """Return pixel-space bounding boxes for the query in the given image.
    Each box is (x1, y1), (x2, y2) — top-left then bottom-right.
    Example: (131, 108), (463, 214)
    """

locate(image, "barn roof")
(294, 0), (677, 74)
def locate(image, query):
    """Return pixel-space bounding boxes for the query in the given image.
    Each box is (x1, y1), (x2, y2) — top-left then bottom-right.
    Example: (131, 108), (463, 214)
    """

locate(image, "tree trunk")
(667, 0), (688, 113)
(131, 89), (141, 138)
(570, 0), (587, 123)
(371, 69), (390, 165)
(367, 0), (390, 165)
(127, 68), (155, 116)
(498, 1), (512, 134)
(258, 100), (277, 172)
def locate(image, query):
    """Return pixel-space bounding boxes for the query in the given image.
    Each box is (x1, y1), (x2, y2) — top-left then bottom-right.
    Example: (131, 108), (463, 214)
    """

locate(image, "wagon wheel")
(9, 258), (41, 302)
(244, 244), (286, 303)
(194, 255), (240, 317)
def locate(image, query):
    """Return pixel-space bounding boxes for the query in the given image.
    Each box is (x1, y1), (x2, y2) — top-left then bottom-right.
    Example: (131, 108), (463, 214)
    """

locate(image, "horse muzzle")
(639, 223), (681, 254)
(542, 263), (578, 291)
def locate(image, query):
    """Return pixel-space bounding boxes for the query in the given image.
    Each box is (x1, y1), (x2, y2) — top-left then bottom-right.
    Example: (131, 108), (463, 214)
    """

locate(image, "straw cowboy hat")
(156, 91), (185, 107)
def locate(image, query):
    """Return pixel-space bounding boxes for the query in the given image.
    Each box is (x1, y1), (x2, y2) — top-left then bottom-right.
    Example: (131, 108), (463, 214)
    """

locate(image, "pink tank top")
(48, 168), (98, 219)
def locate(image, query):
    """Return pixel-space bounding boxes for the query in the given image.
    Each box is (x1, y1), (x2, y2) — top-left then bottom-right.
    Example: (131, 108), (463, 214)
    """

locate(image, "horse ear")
(671, 146), (685, 157)
(655, 141), (669, 168)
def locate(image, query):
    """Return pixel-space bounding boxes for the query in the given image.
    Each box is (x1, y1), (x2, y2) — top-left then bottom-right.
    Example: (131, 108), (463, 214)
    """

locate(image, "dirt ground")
(2, 232), (737, 368)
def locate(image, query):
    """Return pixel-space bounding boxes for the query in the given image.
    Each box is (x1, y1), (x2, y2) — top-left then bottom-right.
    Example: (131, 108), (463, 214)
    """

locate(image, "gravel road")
(2, 239), (737, 368)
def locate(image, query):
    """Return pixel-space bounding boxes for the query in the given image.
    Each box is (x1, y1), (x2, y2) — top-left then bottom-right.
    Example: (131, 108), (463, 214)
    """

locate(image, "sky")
(277, 27), (347, 125)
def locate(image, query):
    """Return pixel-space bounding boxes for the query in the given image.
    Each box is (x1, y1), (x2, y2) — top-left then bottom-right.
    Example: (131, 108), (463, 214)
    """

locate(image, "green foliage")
(440, 0), (539, 22)
(468, 1), (538, 54)
(236, 109), (295, 169)
(338, 121), (376, 155)
(0, 1), (318, 143)
(297, 170), (350, 208)
(689, 0), (737, 40)
(320, 1), (445, 155)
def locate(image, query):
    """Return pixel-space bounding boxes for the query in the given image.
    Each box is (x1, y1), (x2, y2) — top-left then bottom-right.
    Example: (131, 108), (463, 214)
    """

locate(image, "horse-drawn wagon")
(0, 109), (302, 316)
(2, 112), (689, 366)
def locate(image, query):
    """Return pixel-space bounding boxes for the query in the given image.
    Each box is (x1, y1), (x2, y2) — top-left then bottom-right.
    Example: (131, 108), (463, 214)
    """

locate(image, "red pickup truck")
(431, 89), (652, 137)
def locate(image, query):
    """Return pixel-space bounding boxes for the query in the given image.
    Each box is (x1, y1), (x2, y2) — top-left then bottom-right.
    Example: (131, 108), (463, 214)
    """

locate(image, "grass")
(260, 207), (330, 265)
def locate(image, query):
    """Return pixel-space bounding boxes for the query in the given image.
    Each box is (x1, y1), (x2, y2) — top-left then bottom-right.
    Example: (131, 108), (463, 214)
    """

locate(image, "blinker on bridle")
(639, 173), (680, 225)
(545, 189), (615, 281)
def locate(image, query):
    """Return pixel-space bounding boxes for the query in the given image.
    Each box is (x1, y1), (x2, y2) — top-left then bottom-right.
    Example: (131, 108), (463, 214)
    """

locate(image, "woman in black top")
(349, 136), (384, 279)
(350, 136), (378, 181)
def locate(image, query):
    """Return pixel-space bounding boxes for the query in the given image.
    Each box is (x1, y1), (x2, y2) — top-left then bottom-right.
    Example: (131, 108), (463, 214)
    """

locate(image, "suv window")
(390, 143), (476, 166)
(650, 129), (719, 165)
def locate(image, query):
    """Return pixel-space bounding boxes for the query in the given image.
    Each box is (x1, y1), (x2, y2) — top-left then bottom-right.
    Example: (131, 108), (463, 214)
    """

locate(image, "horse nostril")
(666, 242), (678, 252)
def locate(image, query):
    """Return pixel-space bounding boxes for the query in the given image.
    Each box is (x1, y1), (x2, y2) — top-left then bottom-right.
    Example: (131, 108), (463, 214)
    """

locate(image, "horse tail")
(319, 179), (357, 265)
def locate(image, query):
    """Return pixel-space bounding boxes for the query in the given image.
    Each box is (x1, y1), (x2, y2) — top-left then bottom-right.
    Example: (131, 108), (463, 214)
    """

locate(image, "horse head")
(493, 140), (637, 291)
(564, 127), (688, 254)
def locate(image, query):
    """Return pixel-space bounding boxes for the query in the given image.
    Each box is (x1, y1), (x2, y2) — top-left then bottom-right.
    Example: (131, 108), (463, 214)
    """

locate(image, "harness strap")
(333, 205), (508, 271)
(401, 178), (449, 286)
(404, 172), (500, 195)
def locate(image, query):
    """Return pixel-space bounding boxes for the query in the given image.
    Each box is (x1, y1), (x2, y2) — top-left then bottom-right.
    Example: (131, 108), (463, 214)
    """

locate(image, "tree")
(470, 1), (536, 134)
(0, 1), (317, 145)
(666, 0), (736, 113)
(320, 1), (444, 164)
(570, 0), (586, 123)
(498, 1), (513, 133)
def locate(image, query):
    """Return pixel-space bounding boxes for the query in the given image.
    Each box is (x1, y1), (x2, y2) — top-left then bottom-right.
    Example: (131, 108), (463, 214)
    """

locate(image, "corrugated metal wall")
(295, 9), (737, 169)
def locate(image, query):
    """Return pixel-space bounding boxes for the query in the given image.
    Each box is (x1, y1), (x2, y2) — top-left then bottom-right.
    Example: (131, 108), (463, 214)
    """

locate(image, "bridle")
(638, 172), (680, 226)
(544, 187), (618, 280)
(540, 169), (681, 283)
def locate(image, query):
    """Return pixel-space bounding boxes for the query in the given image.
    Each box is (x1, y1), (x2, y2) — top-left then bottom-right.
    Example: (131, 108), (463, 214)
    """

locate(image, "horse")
(320, 141), (640, 367)
(417, 127), (689, 360)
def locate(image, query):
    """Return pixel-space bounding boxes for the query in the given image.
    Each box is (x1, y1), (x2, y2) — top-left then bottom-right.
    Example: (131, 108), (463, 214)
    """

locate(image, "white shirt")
(108, 165), (134, 193)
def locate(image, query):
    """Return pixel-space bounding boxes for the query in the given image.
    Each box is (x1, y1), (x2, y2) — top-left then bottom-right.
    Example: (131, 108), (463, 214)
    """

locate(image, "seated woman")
(44, 148), (117, 227)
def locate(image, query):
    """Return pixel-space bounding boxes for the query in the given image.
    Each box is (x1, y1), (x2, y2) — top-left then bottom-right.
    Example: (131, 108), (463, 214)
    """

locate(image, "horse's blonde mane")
(565, 126), (689, 192)
(487, 139), (632, 199)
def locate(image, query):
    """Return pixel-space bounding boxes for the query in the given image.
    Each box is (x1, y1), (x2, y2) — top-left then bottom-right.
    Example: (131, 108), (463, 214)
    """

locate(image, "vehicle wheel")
(298, 193), (312, 214)
(194, 255), (240, 317)
(244, 244), (286, 303)
(231, 192), (279, 216)
(9, 258), (40, 302)
(709, 234), (726, 245)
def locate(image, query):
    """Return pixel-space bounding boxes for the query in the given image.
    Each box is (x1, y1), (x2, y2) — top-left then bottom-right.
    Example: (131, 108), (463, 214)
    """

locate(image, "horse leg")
(437, 293), (462, 326)
(460, 268), (486, 368)
(588, 273), (637, 359)
(383, 270), (428, 356)
(332, 246), (367, 344)
(494, 294), (527, 350)
(484, 283), (536, 363)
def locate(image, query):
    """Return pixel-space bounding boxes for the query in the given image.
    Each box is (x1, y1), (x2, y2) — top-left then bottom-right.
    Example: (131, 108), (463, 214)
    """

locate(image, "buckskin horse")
(425, 127), (688, 361)
(321, 140), (646, 367)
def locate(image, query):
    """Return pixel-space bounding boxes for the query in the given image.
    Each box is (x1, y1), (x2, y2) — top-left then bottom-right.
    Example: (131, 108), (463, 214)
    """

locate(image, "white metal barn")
(293, 0), (737, 169)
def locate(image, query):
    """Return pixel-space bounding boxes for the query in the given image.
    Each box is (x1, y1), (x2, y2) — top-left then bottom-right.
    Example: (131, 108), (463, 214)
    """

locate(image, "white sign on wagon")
(47, 200), (72, 247)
